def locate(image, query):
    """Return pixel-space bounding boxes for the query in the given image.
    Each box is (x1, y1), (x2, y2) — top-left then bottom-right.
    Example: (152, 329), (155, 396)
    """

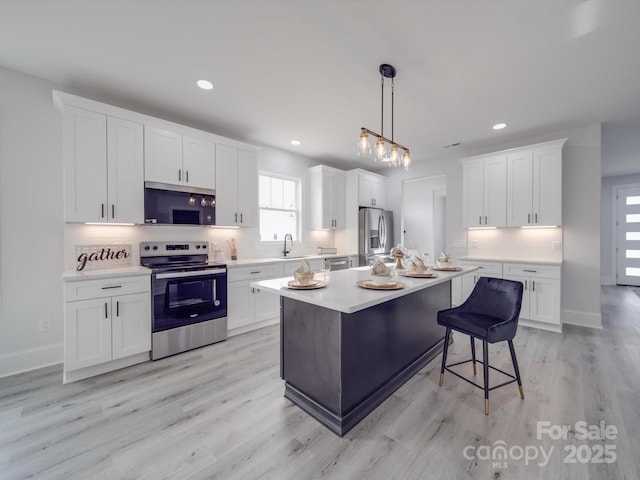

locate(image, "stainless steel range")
(140, 241), (227, 360)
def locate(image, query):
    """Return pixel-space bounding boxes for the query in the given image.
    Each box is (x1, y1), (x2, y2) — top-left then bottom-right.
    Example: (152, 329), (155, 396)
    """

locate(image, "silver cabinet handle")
(186, 170), (189, 183)
(101, 204), (105, 218)
(235, 212), (238, 223)
(111, 204), (115, 219)
(104, 302), (108, 319)
(479, 215), (482, 225)
(240, 213), (243, 223)
(178, 169), (182, 182)
(528, 213), (531, 224)
(535, 213), (538, 223)
(116, 301), (120, 317)
(532, 280), (536, 292)
(485, 215), (488, 225)
(250, 271), (261, 274)
(523, 269), (537, 273)
(101, 285), (122, 290)
(524, 279), (528, 290)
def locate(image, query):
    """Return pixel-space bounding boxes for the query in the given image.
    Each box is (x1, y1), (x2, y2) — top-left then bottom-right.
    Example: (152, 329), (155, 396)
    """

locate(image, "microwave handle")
(156, 268), (226, 279)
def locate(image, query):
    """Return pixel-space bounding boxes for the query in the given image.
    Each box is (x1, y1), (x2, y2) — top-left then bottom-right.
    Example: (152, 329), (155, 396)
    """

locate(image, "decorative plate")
(399, 271), (438, 278)
(286, 280), (327, 290)
(356, 280), (405, 290)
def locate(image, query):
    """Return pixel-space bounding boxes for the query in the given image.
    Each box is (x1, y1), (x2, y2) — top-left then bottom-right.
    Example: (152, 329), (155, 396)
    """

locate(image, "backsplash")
(465, 227), (563, 262)
(63, 224), (334, 270)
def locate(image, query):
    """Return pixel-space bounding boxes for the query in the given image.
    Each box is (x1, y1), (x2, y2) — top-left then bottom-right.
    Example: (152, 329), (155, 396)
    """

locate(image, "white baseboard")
(0, 343), (63, 379)
(562, 309), (603, 329)
(601, 276), (616, 285)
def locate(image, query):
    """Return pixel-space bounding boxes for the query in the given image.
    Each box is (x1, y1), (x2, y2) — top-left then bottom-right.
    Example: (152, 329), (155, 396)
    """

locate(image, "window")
(259, 173), (300, 241)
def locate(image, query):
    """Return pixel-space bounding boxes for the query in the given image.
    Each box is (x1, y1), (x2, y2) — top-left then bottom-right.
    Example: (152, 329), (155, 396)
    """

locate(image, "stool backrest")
(463, 277), (524, 324)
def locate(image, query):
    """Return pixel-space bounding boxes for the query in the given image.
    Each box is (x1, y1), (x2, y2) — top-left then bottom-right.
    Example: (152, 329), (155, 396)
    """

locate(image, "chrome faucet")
(283, 233), (293, 257)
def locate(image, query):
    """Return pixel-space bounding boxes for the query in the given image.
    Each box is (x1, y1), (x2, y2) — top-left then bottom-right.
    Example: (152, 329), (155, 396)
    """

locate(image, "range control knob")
(144, 245), (150, 251)
(202, 244), (207, 249)
(152, 245), (158, 251)
(196, 245), (201, 249)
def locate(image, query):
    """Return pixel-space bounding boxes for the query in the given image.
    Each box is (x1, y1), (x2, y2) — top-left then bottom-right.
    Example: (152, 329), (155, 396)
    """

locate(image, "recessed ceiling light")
(196, 79), (213, 90)
(290, 140), (301, 146)
(493, 123), (507, 130)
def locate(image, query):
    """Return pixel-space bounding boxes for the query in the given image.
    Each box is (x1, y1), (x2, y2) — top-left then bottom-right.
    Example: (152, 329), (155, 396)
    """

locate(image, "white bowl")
(370, 274), (394, 286)
(436, 261), (451, 268)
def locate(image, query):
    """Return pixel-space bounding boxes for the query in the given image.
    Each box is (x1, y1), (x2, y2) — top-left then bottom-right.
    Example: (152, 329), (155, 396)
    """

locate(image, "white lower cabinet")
(452, 260), (562, 332)
(227, 263), (284, 335)
(503, 263), (561, 329)
(63, 274), (151, 382)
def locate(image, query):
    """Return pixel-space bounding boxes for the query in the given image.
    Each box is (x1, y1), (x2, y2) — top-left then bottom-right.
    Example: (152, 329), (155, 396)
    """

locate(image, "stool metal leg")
(470, 336), (477, 375)
(508, 339), (525, 399)
(483, 341), (489, 415)
(439, 327), (451, 386)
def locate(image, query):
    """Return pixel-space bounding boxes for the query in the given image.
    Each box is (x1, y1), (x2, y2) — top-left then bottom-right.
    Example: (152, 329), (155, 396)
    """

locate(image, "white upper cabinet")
(462, 155), (507, 227)
(144, 127), (215, 190)
(506, 139), (565, 226)
(63, 106), (143, 223)
(357, 170), (386, 208)
(215, 144), (257, 227)
(309, 165), (346, 230)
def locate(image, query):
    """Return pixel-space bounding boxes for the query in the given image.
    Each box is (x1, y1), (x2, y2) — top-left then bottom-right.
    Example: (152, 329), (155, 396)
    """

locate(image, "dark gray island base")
(280, 280), (450, 436)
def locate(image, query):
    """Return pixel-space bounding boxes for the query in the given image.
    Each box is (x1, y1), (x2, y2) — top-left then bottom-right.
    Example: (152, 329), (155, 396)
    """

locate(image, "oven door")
(152, 268), (227, 332)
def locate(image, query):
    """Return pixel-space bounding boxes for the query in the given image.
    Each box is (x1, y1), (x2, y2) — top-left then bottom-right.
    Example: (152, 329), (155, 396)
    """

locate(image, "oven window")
(165, 278), (213, 315)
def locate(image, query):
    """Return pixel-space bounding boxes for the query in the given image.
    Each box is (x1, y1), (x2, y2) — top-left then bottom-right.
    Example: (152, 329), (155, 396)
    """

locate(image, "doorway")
(616, 184), (640, 286)
(401, 175), (447, 260)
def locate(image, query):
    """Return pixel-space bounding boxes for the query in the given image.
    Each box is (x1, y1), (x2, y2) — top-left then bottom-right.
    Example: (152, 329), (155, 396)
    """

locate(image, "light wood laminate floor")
(1, 286), (639, 479)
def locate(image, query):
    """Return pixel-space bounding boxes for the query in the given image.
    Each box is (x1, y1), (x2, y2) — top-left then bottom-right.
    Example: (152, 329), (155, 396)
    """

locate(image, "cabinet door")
(64, 298), (112, 370)
(227, 281), (254, 330)
(370, 177), (386, 209)
(358, 176), (373, 206)
(461, 273), (477, 303)
(237, 149), (258, 227)
(144, 126), (183, 185)
(63, 106), (107, 222)
(451, 276), (463, 307)
(111, 293), (151, 360)
(183, 136), (215, 190)
(507, 151), (533, 226)
(253, 287), (280, 323)
(107, 117), (144, 224)
(483, 155), (507, 227)
(533, 148), (562, 226)
(529, 277), (561, 325)
(462, 160), (484, 227)
(215, 144), (239, 225)
(332, 172), (346, 229)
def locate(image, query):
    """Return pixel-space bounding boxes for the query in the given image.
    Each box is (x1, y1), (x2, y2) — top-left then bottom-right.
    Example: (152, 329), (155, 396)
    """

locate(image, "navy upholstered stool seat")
(437, 277), (525, 415)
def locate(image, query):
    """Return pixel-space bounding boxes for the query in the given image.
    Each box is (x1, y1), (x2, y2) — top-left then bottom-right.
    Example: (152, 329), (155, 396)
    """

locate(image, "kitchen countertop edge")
(458, 256), (563, 266)
(62, 266), (152, 281)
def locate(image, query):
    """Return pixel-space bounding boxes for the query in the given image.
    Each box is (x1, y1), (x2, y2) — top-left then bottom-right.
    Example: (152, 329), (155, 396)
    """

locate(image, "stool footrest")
(444, 358), (517, 392)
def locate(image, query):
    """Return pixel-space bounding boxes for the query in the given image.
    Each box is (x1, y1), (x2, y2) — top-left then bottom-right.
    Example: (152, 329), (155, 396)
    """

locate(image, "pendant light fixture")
(357, 64), (411, 171)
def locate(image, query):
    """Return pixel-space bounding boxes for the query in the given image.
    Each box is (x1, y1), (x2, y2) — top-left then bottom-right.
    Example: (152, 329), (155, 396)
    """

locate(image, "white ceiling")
(2, 0), (640, 172)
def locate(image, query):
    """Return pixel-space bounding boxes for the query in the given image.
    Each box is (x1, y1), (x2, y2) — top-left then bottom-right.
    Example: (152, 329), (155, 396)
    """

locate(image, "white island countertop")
(251, 265), (477, 314)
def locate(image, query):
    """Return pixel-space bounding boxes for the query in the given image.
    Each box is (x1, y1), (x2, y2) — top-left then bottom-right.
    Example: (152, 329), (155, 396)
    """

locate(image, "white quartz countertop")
(225, 253), (357, 268)
(457, 256), (562, 266)
(62, 266), (151, 281)
(251, 265), (477, 314)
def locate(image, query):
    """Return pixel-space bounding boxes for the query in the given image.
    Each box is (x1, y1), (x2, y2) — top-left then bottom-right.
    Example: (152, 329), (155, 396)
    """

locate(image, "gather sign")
(75, 244), (132, 271)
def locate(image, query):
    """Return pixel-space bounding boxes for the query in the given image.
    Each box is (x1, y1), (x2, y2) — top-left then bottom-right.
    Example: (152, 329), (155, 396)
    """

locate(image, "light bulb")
(201, 197), (207, 206)
(375, 137), (387, 161)
(357, 129), (371, 156)
(403, 150), (411, 171)
(389, 144), (399, 166)
(189, 195), (195, 205)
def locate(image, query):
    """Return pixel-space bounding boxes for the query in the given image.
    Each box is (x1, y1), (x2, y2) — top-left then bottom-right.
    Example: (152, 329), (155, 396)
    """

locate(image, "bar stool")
(437, 277), (524, 414)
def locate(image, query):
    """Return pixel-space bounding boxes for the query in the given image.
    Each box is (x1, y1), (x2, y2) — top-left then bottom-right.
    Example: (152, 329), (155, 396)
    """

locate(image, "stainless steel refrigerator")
(358, 208), (394, 266)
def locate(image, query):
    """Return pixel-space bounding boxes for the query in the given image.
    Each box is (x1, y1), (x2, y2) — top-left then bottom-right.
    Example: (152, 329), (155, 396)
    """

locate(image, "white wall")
(0, 66), (339, 377)
(383, 123), (603, 329)
(0, 66), (65, 376)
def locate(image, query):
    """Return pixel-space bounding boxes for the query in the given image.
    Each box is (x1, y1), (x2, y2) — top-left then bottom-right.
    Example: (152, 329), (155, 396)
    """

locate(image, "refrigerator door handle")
(380, 214), (386, 251)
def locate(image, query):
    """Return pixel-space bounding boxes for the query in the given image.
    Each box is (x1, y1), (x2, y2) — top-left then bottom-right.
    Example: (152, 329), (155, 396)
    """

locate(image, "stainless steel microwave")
(144, 182), (216, 226)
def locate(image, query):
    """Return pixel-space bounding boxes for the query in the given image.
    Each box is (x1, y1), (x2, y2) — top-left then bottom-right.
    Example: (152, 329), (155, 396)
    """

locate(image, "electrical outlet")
(39, 318), (52, 332)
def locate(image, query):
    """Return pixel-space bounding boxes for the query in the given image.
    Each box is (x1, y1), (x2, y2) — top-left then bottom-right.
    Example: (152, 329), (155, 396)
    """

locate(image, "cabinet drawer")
(65, 275), (150, 301)
(503, 263), (560, 279)
(458, 261), (503, 277)
(228, 263), (284, 282)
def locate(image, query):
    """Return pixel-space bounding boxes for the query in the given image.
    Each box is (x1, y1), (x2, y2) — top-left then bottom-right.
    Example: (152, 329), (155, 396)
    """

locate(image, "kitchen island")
(251, 265), (476, 436)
